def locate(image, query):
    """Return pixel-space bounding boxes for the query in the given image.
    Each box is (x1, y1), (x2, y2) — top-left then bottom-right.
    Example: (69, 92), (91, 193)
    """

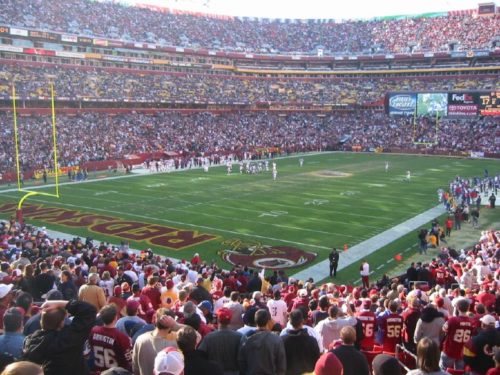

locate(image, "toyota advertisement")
(448, 92), (479, 116)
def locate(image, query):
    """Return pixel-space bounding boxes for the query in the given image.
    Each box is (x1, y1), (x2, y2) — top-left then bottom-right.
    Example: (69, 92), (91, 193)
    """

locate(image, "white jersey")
(406, 171), (411, 181)
(214, 296), (231, 313)
(267, 299), (288, 327)
(273, 169), (277, 180)
(299, 158), (304, 167)
(385, 162), (389, 172)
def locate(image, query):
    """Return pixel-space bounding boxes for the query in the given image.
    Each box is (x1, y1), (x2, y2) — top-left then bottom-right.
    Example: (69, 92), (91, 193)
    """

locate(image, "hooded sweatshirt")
(414, 307), (445, 345)
(22, 300), (96, 375)
(238, 329), (286, 375)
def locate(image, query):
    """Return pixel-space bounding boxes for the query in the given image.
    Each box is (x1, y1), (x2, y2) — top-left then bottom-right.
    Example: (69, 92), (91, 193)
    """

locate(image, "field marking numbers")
(304, 199), (329, 206)
(340, 191), (360, 196)
(259, 210), (288, 218)
(145, 183), (167, 188)
(190, 177), (210, 183)
(94, 191), (118, 196)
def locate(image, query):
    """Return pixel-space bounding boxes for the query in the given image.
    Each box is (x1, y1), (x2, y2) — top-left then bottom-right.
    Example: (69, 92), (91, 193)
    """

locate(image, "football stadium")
(0, 0), (498, 374)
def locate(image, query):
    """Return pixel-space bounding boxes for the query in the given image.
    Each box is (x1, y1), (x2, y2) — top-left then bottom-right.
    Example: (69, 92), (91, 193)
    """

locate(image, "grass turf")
(0, 152), (498, 283)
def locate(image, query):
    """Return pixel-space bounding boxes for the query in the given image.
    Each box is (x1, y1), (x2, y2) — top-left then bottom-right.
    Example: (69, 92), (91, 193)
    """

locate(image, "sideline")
(0, 151), (332, 194)
(291, 205), (447, 281)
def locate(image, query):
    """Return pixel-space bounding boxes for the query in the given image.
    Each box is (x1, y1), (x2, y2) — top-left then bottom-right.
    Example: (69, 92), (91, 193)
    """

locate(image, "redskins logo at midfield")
(218, 238), (316, 269)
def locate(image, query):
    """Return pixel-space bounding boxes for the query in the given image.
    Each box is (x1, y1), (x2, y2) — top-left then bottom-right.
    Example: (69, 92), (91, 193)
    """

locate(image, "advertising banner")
(387, 93), (417, 116)
(61, 34), (78, 43)
(447, 92), (478, 116)
(10, 27), (28, 37)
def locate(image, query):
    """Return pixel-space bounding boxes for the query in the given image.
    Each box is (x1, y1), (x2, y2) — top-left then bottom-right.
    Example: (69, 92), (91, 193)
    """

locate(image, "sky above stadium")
(123, 0), (491, 19)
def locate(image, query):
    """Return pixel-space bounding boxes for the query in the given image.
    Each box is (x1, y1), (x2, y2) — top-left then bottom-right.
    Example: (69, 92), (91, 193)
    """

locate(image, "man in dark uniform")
(329, 248), (339, 277)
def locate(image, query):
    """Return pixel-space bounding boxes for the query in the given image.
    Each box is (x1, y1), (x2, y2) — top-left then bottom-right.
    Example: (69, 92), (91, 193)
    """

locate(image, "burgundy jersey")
(90, 326), (132, 373)
(357, 311), (377, 350)
(381, 313), (403, 352)
(443, 316), (473, 359)
(435, 267), (447, 285)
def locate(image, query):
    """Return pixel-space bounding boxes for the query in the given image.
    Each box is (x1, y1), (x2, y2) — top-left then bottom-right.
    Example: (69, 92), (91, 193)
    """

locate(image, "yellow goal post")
(11, 83), (60, 222)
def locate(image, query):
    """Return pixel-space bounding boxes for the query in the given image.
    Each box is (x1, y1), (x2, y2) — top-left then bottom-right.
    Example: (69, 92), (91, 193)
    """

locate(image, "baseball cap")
(363, 300), (372, 309)
(198, 300), (212, 313)
(314, 352), (343, 375)
(154, 347), (184, 375)
(100, 368), (132, 375)
(126, 299), (140, 314)
(166, 279), (174, 290)
(216, 307), (233, 324)
(480, 314), (497, 326)
(0, 284), (14, 299)
(297, 289), (308, 298)
(42, 289), (63, 301)
(372, 354), (401, 375)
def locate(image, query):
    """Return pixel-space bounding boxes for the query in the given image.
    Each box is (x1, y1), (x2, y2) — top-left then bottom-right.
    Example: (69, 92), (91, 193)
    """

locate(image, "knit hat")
(372, 354), (401, 375)
(314, 352), (343, 375)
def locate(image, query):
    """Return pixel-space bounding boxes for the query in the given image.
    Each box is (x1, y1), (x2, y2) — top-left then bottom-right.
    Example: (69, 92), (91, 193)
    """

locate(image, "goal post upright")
(12, 82), (61, 222)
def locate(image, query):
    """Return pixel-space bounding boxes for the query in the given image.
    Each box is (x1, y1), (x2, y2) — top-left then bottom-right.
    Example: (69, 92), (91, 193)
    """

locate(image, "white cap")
(154, 347), (184, 375)
(297, 289), (308, 297)
(480, 314), (497, 326)
(0, 284), (13, 299)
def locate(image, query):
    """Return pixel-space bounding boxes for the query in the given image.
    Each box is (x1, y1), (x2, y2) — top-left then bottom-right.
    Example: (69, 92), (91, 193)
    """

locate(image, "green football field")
(0, 152), (498, 284)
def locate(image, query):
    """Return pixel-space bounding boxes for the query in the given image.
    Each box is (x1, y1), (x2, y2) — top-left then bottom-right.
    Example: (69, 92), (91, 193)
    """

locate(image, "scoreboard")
(478, 91), (500, 116)
(387, 91), (500, 117)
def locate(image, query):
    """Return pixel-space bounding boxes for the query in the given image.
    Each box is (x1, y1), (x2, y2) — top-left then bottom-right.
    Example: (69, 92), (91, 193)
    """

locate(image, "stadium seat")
(362, 347), (383, 372)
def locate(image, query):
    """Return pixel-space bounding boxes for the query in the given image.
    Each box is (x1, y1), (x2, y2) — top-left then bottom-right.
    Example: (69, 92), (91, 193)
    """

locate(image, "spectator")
(0, 361), (43, 375)
(198, 307), (243, 375)
(464, 314), (500, 375)
(267, 290), (288, 328)
(407, 337), (449, 375)
(78, 273), (107, 311)
(58, 270), (78, 301)
(0, 285), (14, 333)
(314, 352), (343, 375)
(372, 353), (402, 375)
(225, 292), (244, 330)
(414, 305), (446, 347)
(153, 347), (184, 375)
(132, 309), (178, 375)
(116, 299), (146, 336)
(315, 304), (356, 349)
(177, 326), (223, 375)
(331, 326), (370, 375)
(280, 309), (320, 375)
(440, 298), (472, 371)
(90, 304), (133, 373)
(238, 309), (286, 375)
(22, 300), (97, 375)
(0, 308), (25, 359)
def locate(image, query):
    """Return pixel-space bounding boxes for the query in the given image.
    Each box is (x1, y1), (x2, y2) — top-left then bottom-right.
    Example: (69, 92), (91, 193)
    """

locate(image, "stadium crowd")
(0, 63), (497, 105)
(0, 196), (497, 374)
(0, 111), (498, 176)
(2, 0), (500, 53)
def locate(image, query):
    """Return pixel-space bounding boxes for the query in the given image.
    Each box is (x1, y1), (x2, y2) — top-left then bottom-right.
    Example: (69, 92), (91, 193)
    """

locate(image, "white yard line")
(0, 151), (334, 194)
